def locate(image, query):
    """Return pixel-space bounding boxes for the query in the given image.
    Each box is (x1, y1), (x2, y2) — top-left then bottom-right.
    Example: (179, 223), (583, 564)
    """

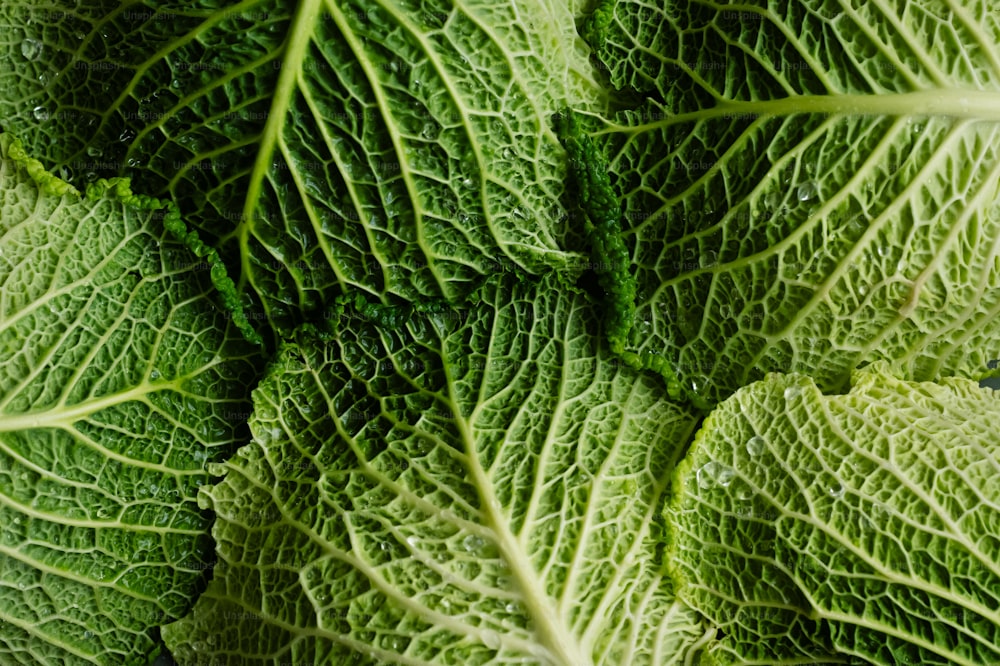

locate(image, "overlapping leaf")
(1, 0), (605, 335)
(668, 363), (1000, 665)
(161, 274), (709, 665)
(0, 135), (260, 665)
(582, 0), (1000, 404)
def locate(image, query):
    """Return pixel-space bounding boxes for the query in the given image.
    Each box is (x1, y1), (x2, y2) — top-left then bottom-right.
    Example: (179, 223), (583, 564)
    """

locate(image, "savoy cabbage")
(1, 0), (1000, 664)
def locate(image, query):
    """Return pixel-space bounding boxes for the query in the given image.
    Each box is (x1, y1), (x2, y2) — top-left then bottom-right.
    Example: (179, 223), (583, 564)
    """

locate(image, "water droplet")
(20, 38), (43, 61)
(746, 435), (765, 456)
(119, 128), (136, 142)
(697, 461), (735, 489)
(406, 535), (419, 547)
(688, 375), (702, 393)
(463, 534), (485, 552)
(797, 181), (818, 202)
(461, 177), (475, 189)
(482, 630), (501, 650)
(149, 370), (161, 380)
(828, 484), (844, 498)
(32, 106), (49, 121)
(783, 386), (801, 401)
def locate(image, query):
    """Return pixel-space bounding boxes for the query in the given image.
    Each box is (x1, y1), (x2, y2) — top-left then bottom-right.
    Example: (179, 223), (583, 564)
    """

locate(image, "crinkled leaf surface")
(161, 274), (710, 665)
(0, 135), (260, 665)
(582, 0), (1000, 404)
(1, 0), (604, 334)
(668, 362), (1000, 665)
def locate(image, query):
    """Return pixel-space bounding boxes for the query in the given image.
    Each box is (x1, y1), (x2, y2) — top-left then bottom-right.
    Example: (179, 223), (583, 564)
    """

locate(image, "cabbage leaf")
(669, 362), (1000, 665)
(0, 135), (260, 665)
(1, 0), (605, 335)
(583, 0), (1000, 404)
(161, 274), (710, 665)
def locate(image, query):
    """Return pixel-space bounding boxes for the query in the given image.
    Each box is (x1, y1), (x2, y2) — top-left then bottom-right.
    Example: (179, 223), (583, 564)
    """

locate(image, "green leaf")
(668, 362), (1000, 665)
(583, 0), (1000, 404)
(0, 0), (606, 334)
(162, 274), (709, 665)
(0, 134), (261, 665)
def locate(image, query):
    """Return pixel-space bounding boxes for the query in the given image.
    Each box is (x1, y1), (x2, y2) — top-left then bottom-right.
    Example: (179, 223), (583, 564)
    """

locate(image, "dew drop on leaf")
(462, 534), (485, 552)
(32, 106), (49, 121)
(796, 180), (818, 201)
(696, 461), (734, 489)
(20, 38), (43, 61)
(746, 435), (765, 456)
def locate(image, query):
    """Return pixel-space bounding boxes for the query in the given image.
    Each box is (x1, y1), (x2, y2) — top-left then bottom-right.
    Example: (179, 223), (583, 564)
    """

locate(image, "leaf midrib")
(598, 89), (1000, 137)
(237, 0), (322, 301)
